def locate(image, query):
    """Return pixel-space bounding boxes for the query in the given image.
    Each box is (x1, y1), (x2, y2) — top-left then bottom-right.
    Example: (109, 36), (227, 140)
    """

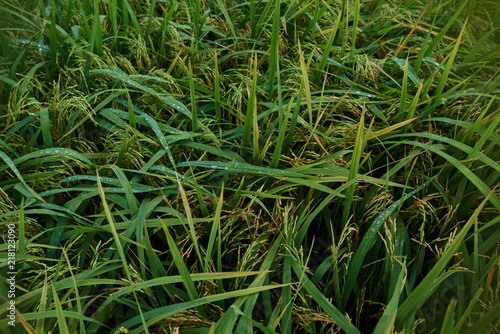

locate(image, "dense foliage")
(0, 0), (499, 333)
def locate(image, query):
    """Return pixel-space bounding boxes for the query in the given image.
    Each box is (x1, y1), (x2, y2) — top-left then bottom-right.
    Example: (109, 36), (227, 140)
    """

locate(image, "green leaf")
(0, 150), (46, 203)
(51, 283), (70, 334)
(291, 258), (360, 334)
(396, 193), (492, 328)
(341, 176), (435, 309)
(373, 261), (406, 334)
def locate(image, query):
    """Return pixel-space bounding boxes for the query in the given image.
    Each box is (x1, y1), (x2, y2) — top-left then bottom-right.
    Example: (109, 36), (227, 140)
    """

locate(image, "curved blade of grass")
(349, 0), (360, 64)
(88, 0), (102, 56)
(126, 108), (176, 167)
(242, 53), (258, 156)
(452, 288), (482, 333)
(423, 1), (468, 58)
(282, 251), (292, 334)
(391, 57), (421, 87)
(286, 177), (348, 195)
(176, 175), (204, 267)
(34, 265), (48, 333)
(17, 263), (125, 297)
(267, 0), (280, 95)
(463, 301), (500, 334)
(434, 18), (467, 99)
(51, 283), (70, 334)
(296, 178), (360, 245)
(18, 61), (47, 99)
(315, 6), (342, 82)
(439, 299), (457, 334)
(126, 90), (136, 129)
(100, 106), (177, 167)
(385, 140), (500, 211)
(213, 48), (221, 119)
(424, 117), (500, 145)
(160, 219), (199, 302)
(398, 57), (409, 123)
(216, 234), (283, 333)
(179, 141), (244, 162)
(0, 151), (45, 203)
(39, 107), (53, 148)
(215, 0), (237, 41)
(176, 160), (307, 178)
(271, 95), (293, 169)
(114, 284), (289, 334)
(373, 261), (406, 334)
(99, 270), (270, 310)
(395, 193), (492, 328)
(91, 69), (198, 128)
(291, 258), (360, 334)
(12, 310), (36, 334)
(387, 133), (500, 173)
(188, 59), (198, 132)
(254, 0), (275, 40)
(204, 185), (224, 272)
(367, 118), (417, 141)
(18, 197), (25, 253)
(342, 108), (365, 226)
(60, 247), (86, 334)
(469, 110), (500, 157)
(283, 76), (303, 152)
(96, 169), (149, 334)
(119, 0), (141, 32)
(108, 0), (117, 38)
(341, 176), (435, 309)
(13, 148), (93, 166)
(231, 305), (278, 334)
(58, 175), (157, 191)
(297, 39), (313, 124)
(0, 310), (104, 329)
(156, 3), (176, 67)
(108, 165), (139, 216)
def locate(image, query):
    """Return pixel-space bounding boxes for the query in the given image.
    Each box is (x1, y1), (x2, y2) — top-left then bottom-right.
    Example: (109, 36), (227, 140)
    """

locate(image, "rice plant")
(0, 0), (499, 333)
